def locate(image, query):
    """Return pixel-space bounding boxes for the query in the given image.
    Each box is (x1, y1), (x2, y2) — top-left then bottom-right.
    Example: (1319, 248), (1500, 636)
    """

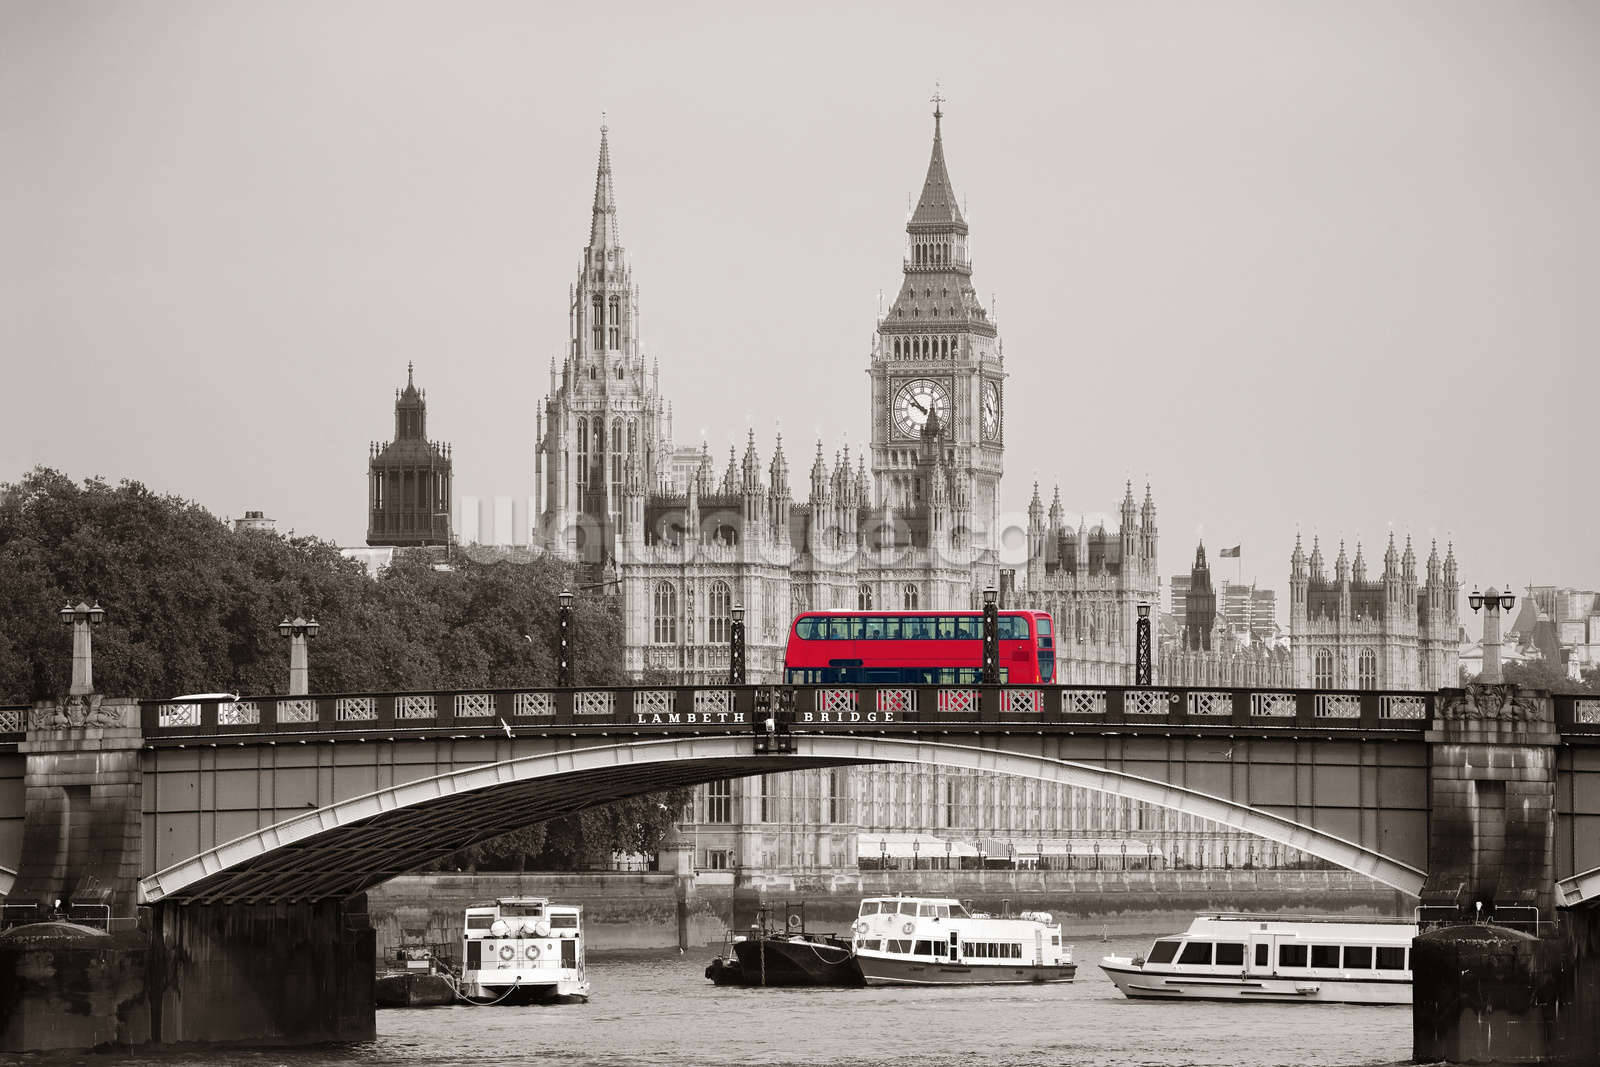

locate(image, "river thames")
(4, 932), (1416, 1067)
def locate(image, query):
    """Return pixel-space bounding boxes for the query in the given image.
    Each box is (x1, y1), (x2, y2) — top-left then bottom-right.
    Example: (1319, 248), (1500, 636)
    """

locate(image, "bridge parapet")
(137, 683), (1446, 743)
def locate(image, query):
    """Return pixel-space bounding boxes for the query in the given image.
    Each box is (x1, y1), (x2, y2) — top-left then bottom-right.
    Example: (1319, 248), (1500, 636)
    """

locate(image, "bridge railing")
(0, 704), (26, 742)
(136, 684), (1440, 742)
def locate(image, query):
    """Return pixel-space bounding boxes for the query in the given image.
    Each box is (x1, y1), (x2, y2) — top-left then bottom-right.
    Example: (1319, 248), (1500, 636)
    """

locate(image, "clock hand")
(909, 397), (928, 415)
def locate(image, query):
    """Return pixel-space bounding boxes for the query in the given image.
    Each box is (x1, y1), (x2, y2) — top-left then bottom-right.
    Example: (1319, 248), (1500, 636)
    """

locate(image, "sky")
(2, 0), (1595, 637)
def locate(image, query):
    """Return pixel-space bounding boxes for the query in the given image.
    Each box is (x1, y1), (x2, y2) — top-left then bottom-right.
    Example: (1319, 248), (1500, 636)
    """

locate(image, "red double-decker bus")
(783, 610), (1056, 685)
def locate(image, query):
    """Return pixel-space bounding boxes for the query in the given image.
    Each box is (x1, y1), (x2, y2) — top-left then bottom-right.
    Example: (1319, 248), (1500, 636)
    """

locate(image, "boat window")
(1343, 946), (1372, 969)
(1146, 940), (1180, 964)
(549, 914), (579, 929)
(859, 939), (881, 952)
(949, 903), (970, 918)
(1051, 935), (1060, 946)
(1254, 944), (1268, 967)
(465, 915), (494, 930)
(1214, 943), (1244, 966)
(1279, 944), (1308, 968)
(898, 901), (918, 915)
(913, 940), (938, 956)
(1177, 942), (1213, 965)
(1376, 946), (1406, 971)
(886, 939), (912, 954)
(859, 901), (881, 916)
(1310, 945), (1340, 968)
(933, 904), (950, 918)
(917, 904), (935, 916)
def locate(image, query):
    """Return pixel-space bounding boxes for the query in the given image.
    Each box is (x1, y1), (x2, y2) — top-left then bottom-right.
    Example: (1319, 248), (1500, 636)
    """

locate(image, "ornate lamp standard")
(912, 838), (920, 871)
(879, 836), (888, 871)
(1037, 837), (1046, 873)
(58, 601), (106, 696)
(1469, 586), (1517, 684)
(944, 839), (952, 871)
(1135, 602), (1152, 686)
(981, 587), (1000, 684)
(557, 588), (575, 687)
(729, 602), (745, 685)
(277, 616), (320, 696)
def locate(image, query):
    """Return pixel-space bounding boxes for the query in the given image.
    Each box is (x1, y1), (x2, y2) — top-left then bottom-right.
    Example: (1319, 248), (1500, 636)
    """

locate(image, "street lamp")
(912, 839), (920, 871)
(1037, 838), (1045, 873)
(945, 839), (952, 870)
(982, 587), (1000, 684)
(1468, 586), (1517, 684)
(557, 588), (575, 687)
(1006, 840), (1014, 868)
(729, 602), (746, 685)
(1135, 602), (1152, 686)
(879, 836), (888, 871)
(59, 600), (106, 696)
(277, 616), (320, 696)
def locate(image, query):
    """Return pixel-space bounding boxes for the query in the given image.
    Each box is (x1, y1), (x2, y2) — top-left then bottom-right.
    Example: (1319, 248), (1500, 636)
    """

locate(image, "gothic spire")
(910, 90), (968, 233)
(589, 120), (620, 250)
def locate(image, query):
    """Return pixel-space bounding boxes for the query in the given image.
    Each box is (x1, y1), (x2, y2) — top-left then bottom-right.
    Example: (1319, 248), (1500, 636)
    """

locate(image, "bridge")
(1, 679), (1598, 1060)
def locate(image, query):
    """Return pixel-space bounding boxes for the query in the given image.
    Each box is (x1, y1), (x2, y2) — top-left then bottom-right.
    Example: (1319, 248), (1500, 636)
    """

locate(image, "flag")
(1219, 545), (1241, 558)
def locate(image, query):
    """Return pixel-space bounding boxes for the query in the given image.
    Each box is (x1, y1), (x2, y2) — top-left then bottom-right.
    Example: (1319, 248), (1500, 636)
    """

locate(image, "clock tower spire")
(870, 95), (1005, 551)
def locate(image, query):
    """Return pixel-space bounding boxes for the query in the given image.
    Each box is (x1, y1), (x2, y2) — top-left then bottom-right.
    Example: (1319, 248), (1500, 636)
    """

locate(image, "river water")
(7, 933), (1416, 1067)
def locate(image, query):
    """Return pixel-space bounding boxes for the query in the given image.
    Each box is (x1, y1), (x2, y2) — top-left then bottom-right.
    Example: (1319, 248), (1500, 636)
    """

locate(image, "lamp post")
(58, 601), (106, 696)
(1135, 601), (1152, 686)
(879, 836), (887, 871)
(729, 602), (745, 685)
(945, 839), (952, 871)
(1469, 585), (1517, 684)
(1037, 838), (1045, 873)
(277, 616), (320, 696)
(912, 839), (920, 871)
(557, 588), (575, 687)
(1006, 840), (1014, 868)
(981, 587), (1000, 684)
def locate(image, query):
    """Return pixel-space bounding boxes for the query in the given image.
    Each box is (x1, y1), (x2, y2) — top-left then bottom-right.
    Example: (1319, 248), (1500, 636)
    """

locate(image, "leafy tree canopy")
(0, 467), (691, 868)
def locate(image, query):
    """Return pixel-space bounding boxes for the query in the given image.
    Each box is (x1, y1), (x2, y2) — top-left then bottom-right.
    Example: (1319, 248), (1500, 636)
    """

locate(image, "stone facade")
(1289, 533), (1460, 690)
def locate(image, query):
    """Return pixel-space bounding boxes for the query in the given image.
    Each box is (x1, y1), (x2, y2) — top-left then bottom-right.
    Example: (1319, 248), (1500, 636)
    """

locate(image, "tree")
(0, 467), (683, 871)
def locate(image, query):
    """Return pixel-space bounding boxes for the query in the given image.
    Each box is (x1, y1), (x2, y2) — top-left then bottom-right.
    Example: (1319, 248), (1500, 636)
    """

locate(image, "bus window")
(953, 617), (980, 639)
(999, 617), (1026, 640)
(796, 618), (822, 639)
(863, 616), (886, 640)
(827, 618), (852, 640)
(904, 616), (933, 640)
(1037, 617), (1052, 636)
(881, 617), (901, 639)
(935, 616), (957, 639)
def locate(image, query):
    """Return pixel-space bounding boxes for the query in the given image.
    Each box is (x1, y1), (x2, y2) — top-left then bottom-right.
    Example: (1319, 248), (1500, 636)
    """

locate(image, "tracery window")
(903, 583), (919, 610)
(1357, 648), (1378, 690)
(858, 583), (873, 610)
(591, 295), (603, 349)
(608, 296), (620, 349)
(653, 582), (678, 644)
(707, 580), (732, 644)
(1314, 648), (1335, 689)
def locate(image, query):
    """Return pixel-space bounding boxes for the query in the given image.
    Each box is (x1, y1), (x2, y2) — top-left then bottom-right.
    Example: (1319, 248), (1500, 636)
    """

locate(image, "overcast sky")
(3, 0), (1594, 635)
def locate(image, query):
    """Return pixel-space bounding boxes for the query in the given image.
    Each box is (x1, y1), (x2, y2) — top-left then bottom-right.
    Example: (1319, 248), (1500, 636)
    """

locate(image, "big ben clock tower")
(870, 95), (1004, 547)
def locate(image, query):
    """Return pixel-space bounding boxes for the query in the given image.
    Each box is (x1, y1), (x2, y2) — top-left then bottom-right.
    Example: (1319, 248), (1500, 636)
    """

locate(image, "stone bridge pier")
(1412, 683), (1592, 1065)
(0, 697), (374, 1050)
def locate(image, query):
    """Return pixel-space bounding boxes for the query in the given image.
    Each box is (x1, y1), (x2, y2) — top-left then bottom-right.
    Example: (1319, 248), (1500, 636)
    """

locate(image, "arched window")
(627, 419), (638, 456)
(653, 583), (678, 644)
(858, 583), (873, 610)
(591, 295), (603, 349)
(903, 583), (919, 610)
(1313, 648), (1335, 689)
(577, 419), (588, 487)
(707, 581), (732, 644)
(1357, 648), (1378, 690)
(607, 296), (620, 349)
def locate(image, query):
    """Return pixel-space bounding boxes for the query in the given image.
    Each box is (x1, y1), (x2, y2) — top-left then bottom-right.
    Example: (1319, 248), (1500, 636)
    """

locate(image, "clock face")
(981, 382), (1000, 441)
(894, 378), (951, 439)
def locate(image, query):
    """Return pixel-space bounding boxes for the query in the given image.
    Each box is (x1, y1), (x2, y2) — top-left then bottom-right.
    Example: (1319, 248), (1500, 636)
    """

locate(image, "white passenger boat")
(851, 896), (1075, 986)
(1100, 914), (1416, 1004)
(460, 897), (590, 1004)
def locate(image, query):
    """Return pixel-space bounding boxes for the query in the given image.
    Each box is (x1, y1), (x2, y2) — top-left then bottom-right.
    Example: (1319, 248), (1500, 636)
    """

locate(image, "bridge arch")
(140, 735), (1425, 905)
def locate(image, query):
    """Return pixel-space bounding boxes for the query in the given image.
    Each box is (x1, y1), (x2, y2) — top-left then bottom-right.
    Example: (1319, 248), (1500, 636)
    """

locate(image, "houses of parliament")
(362, 104), (1456, 877)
